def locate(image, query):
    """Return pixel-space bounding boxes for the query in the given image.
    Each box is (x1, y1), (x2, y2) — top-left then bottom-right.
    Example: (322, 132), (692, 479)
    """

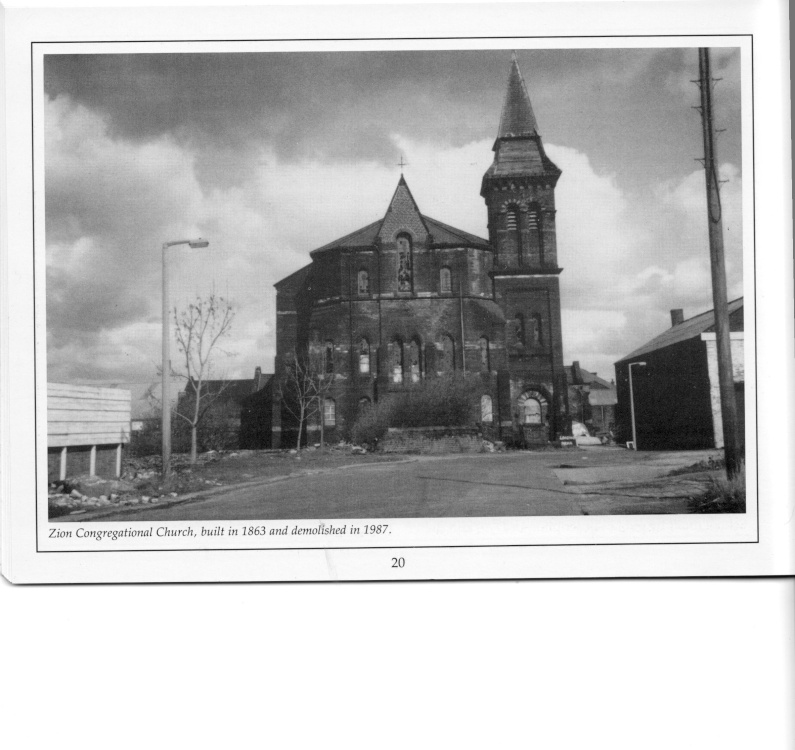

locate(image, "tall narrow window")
(505, 208), (519, 230)
(357, 270), (370, 296)
(391, 339), (404, 384)
(323, 398), (336, 427)
(408, 339), (421, 383)
(439, 267), (452, 294)
(506, 206), (522, 264)
(527, 205), (543, 264)
(359, 339), (370, 374)
(441, 335), (455, 373)
(481, 395), (494, 423)
(515, 313), (525, 345)
(396, 234), (413, 292)
(324, 341), (334, 374)
(530, 315), (542, 346)
(479, 336), (490, 371)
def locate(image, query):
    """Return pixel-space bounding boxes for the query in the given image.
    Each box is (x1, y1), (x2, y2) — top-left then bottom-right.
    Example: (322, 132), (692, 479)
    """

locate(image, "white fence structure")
(48, 383), (131, 481)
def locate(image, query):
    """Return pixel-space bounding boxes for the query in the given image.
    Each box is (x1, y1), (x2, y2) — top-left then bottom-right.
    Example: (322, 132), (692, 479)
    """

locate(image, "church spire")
(497, 52), (539, 138)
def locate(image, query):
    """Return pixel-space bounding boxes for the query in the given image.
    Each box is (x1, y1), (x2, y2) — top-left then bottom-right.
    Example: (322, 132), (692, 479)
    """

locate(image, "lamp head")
(188, 238), (210, 249)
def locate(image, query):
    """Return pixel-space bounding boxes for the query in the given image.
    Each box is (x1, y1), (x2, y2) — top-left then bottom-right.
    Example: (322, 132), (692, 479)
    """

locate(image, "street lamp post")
(162, 238), (210, 479)
(628, 361), (646, 451)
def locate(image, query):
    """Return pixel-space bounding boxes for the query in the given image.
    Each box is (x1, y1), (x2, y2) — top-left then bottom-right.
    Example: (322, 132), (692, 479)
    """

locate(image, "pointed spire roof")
(377, 174), (429, 242)
(497, 52), (539, 138)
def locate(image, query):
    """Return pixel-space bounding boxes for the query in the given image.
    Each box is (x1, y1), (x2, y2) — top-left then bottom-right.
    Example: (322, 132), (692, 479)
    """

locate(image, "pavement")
(56, 446), (724, 522)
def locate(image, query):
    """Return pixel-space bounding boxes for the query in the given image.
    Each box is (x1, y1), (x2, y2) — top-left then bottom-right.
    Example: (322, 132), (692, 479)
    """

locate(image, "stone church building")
(270, 55), (569, 448)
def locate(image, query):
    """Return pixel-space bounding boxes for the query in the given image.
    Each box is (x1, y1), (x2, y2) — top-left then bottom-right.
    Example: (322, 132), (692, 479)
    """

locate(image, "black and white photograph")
(0, 0), (790, 581)
(41, 42), (751, 530)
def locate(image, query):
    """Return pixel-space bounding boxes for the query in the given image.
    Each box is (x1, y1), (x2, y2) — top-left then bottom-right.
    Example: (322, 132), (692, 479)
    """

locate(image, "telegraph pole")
(697, 48), (740, 477)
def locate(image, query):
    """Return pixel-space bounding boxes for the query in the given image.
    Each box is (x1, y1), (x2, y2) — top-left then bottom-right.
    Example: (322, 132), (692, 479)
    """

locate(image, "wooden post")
(116, 443), (123, 478)
(59, 446), (67, 481)
(698, 48), (740, 477)
(89, 445), (97, 476)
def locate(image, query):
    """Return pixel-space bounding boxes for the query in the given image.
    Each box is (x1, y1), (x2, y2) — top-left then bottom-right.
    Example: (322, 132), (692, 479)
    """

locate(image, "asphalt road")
(76, 449), (717, 522)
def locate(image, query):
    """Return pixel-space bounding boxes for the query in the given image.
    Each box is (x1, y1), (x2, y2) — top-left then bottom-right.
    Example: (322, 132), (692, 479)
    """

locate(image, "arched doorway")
(517, 390), (549, 446)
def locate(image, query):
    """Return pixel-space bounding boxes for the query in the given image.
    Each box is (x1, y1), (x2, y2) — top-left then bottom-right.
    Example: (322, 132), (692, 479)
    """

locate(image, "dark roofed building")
(181, 367), (273, 449)
(268, 55), (570, 448)
(614, 299), (744, 451)
(567, 361), (617, 437)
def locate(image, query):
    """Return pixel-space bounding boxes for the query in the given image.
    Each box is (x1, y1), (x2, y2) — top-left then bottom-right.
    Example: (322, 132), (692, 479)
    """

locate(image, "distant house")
(178, 367), (273, 449)
(614, 299), (744, 451)
(566, 361), (617, 437)
(240, 368), (274, 449)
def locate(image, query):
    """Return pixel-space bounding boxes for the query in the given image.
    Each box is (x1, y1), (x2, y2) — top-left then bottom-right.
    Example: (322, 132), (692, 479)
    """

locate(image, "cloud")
(44, 49), (745, 392)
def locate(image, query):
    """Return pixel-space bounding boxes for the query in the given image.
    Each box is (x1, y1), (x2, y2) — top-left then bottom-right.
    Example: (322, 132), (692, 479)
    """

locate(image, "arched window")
(481, 394), (493, 423)
(323, 398), (336, 427)
(479, 336), (490, 371)
(441, 335), (455, 373)
(506, 205), (523, 264)
(530, 314), (542, 346)
(439, 267), (452, 294)
(324, 341), (334, 375)
(408, 339), (421, 383)
(390, 339), (404, 384)
(505, 206), (519, 230)
(527, 205), (543, 264)
(359, 339), (370, 374)
(357, 270), (370, 296)
(518, 390), (547, 425)
(515, 313), (525, 346)
(396, 234), (413, 292)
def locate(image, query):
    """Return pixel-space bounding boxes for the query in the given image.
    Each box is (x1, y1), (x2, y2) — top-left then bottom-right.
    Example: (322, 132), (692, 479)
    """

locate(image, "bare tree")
(172, 293), (235, 462)
(279, 347), (334, 451)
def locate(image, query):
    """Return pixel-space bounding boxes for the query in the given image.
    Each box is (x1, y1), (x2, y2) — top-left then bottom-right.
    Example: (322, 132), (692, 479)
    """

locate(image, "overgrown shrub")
(128, 406), (237, 457)
(129, 419), (190, 457)
(389, 374), (481, 428)
(351, 401), (392, 447)
(689, 460), (746, 513)
(349, 375), (484, 448)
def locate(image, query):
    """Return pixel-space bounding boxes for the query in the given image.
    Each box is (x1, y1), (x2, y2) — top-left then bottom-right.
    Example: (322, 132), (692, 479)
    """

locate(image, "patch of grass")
(122, 448), (400, 497)
(688, 461), (746, 513)
(668, 456), (724, 476)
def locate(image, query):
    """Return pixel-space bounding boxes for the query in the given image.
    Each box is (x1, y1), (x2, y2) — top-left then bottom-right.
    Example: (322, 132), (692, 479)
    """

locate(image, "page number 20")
(391, 557), (405, 569)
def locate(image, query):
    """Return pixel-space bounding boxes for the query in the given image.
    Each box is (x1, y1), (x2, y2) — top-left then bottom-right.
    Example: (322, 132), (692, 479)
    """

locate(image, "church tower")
(482, 53), (569, 442)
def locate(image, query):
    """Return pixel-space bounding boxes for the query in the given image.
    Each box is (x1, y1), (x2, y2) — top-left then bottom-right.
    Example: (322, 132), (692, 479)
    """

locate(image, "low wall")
(382, 426), (484, 454)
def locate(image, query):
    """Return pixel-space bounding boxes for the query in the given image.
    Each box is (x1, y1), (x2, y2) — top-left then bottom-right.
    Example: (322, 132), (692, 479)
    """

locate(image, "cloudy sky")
(44, 45), (743, 388)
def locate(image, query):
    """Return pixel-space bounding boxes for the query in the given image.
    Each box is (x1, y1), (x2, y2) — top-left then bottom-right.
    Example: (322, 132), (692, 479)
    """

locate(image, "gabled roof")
(274, 262), (312, 290)
(309, 176), (490, 256)
(498, 52), (539, 138)
(567, 362), (614, 389)
(616, 298), (744, 363)
(312, 220), (383, 253)
(184, 378), (264, 405)
(423, 215), (490, 248)
(589, 389), (617, 407)
(378, 174), (429, 243)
